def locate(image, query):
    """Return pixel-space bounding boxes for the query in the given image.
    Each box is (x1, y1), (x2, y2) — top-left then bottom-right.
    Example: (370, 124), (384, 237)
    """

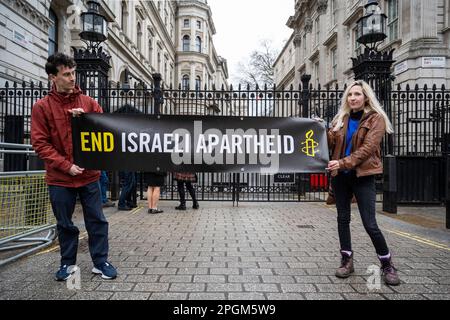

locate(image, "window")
(353, 26), (361, 56)
(164, 62), (168, 83)
(48, 8), (58, 55)
(195, 76), (201, 91)
(137, 22), (142, 52)
(303, 34), (306, 57)
(331, 47), (337, 80)
(314, 61), (320, 86)
(183, 19), (190, 28)
(314, 17), (320, 46)
(121, 1), (128, 34)
(387, 0), (399, 42)
(331, 0), (337, 27)
(182, 75), (189, 90)
(197, 20), (201, 29)
(148, 38), (153, 65)
(195, 36), (202, 53)
(157, 52), (161, 72)
(183, 35), (190, 51)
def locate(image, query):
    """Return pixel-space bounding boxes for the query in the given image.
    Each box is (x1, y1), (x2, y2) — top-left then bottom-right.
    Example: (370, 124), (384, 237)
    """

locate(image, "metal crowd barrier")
(0, 143), (56, 267)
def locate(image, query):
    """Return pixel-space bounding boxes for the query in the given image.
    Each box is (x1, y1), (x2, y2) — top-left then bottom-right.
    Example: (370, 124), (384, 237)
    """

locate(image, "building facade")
(0, 0), (228, 89)
(275, 0), (450, 88)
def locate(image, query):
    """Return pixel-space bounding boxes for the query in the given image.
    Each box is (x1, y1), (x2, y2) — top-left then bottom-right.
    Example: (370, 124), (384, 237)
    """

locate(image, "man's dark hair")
(45, 53), (77, 76)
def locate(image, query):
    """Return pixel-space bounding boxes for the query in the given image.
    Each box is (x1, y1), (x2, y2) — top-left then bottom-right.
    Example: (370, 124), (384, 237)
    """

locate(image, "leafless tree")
(234, 40), (279, 88)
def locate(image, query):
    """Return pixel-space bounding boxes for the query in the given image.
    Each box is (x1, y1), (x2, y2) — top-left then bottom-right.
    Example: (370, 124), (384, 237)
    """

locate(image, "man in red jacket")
(31, 53), (117, 281)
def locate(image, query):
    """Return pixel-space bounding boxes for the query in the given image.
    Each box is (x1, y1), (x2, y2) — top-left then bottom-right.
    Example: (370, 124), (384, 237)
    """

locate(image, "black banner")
(72, 114), (329, 173)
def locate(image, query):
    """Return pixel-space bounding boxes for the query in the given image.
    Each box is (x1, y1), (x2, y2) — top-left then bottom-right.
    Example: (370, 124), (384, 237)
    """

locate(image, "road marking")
(384, 229), (450, 251)
(131, 206), (142, 215)
(317, 203), (450, 251)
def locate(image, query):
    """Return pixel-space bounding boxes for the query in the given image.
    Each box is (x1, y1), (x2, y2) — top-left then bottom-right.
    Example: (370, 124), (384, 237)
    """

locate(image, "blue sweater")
(345, 110), (364, 157)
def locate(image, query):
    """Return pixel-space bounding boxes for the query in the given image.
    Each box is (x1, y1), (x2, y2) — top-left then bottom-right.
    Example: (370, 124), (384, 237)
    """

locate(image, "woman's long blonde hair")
(331, 80), (394, 134)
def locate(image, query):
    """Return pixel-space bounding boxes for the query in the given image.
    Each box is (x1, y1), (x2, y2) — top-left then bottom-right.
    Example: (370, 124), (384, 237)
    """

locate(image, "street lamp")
(79, 0), (108, 49)
(356, 0), (387, 51)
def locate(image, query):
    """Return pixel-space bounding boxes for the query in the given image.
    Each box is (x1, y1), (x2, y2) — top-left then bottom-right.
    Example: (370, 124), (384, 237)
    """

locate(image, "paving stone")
(209, 268), (240, 275)
(170, 283), (206, 292)
(266, 293), (305, 300)
(70, 292), (113, 300)
(343, 293), (386, 300)
(228, 293), (267, 300)
(280, 284), (317, 293)
(207, 283), (243, 292)
(124, 275), (159, 283)
(243, 283), (279, 292)
(149, 292), (188, 300)
(110, 292), (151, 300)
(134, 283), (170, 292)
(304, 293), (345, 300)
(159, 275), (193, 283)
(177, 268), (209, 275)
(193, 275), (226, 283)
(96, 283), (135, 292)
(228, 275), (262, 283)
(242, 269), (274, 276)
(189, 293), (226, 300)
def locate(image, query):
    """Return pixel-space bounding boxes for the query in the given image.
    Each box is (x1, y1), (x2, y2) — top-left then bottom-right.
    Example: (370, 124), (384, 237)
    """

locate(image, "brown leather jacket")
(327, 111), (386, 177)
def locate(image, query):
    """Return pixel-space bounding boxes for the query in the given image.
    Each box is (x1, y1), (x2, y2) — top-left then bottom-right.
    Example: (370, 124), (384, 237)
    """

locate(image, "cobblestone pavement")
(0, 201), (449, 300)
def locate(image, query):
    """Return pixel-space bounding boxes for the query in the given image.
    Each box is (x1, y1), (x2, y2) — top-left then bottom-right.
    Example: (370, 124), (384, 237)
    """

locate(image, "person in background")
(99, 171), (115, 208)
(174, 172), (199, 211)
(145, 171), (167, 214)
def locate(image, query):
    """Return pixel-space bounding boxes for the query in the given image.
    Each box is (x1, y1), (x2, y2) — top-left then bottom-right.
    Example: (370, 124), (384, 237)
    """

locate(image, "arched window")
(182, 75), (189, 91)
(196, 36), (202, 53)
(137, 22), (142, 52)
(48, 8), (58, 55)
(182, 35), (190, 51)
(195, 76), (201, 91)
(121, 1), (128, 34)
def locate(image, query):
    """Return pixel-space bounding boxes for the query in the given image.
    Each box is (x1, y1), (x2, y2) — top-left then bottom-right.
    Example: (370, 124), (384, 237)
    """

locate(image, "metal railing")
(0, 143), (56, 267)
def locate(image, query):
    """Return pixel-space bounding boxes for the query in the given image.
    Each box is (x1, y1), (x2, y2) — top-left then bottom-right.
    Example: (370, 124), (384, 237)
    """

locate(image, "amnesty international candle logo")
(301, 130), (319, 157)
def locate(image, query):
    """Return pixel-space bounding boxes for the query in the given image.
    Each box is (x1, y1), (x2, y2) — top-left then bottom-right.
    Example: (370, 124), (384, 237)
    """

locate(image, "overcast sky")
(207, 0), (294, 83)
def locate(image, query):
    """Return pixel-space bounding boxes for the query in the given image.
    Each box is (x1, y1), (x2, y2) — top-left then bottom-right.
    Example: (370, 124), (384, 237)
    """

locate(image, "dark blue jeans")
(48, 181), (109, 266)
(118, 171), (136, 207)
(331, 172), (389, 256)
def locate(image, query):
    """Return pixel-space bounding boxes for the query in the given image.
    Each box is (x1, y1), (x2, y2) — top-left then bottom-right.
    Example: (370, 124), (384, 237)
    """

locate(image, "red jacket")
(31, 85), (102, 187)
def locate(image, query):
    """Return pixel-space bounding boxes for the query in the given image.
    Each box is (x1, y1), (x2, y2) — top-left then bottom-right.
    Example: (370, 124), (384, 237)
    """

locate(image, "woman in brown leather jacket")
(327, 80), (400, 286)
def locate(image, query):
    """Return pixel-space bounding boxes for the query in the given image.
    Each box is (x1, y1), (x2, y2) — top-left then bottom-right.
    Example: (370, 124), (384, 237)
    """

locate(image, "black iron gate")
(1, 80), (448, 204)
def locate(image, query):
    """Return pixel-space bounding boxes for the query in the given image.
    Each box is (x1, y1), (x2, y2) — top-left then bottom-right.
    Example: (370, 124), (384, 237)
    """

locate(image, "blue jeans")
(331, 171), (389, 256)
(99, 171), (109, 204)
(118, 171), (136, 207)
(48, 181), (109, 266)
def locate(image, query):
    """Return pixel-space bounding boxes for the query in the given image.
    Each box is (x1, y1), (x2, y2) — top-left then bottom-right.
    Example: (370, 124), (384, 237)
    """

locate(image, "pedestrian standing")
(99, 171), (115, 208)
(145, 171), (166, 214)
(327, 80), (400, 286)
(174, 172), (199, 210)
(31, 53), (117, 281)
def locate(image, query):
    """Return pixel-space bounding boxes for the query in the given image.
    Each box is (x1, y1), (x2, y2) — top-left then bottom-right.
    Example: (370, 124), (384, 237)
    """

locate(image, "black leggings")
(331, 172), (389, 256)
(177, 181), (197, 204)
